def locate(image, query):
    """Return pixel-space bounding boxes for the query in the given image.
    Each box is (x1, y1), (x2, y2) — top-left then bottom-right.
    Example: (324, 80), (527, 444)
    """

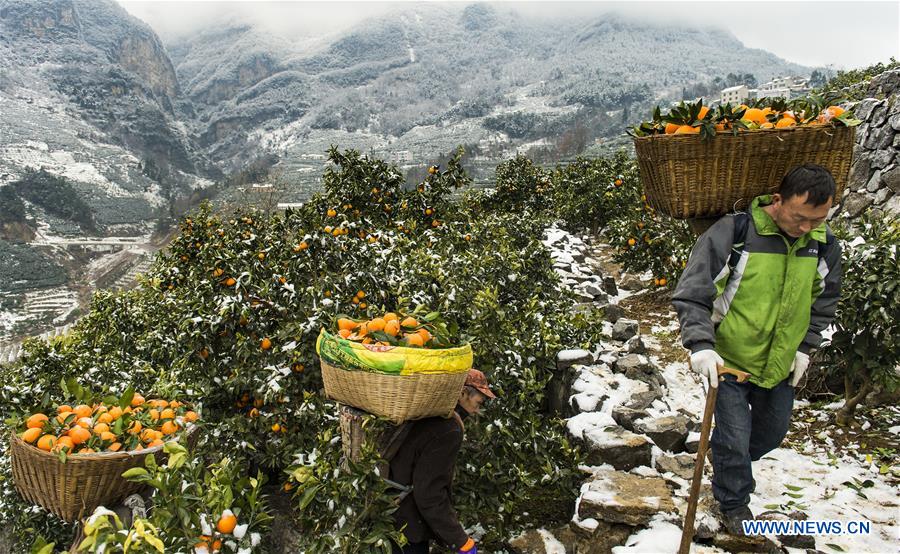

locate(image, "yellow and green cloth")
(316, 329), (473, 375)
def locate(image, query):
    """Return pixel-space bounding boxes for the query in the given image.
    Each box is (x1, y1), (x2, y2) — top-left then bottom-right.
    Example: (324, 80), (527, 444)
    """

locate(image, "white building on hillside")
(721, 85), (750, 105)
(754, 87), (793, 100)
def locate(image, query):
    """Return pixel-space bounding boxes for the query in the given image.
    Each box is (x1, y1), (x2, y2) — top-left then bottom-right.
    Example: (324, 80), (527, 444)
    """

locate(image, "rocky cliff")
(841, 70), (900, 217)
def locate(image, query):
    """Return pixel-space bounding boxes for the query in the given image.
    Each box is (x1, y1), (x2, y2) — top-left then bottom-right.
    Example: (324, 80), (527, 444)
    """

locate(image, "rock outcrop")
(839, 69), (900, 217)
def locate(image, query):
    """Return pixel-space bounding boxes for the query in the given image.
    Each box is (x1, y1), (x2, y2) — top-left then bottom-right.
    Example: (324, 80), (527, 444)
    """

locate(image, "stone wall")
(840, 69), (900, 217)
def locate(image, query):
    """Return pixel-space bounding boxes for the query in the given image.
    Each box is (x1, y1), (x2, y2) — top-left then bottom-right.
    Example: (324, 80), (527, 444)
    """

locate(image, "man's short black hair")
(779, 164), (836, 206)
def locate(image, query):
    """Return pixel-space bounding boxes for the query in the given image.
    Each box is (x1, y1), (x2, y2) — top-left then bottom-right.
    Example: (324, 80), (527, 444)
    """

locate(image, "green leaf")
(298, 484), (322, 510)
(422, 311), (440, 322)
(119, 386), (135, 410)
(122, 467), (151, 481)
(763, 503), (781, 510)
(785, 484), (804, 491)
(826, 544), (846, 552)
(783, 491), (804, 499)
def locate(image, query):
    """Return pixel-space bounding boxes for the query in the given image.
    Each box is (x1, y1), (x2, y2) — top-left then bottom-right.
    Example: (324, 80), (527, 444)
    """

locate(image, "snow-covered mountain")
(0, 0), (812, 342)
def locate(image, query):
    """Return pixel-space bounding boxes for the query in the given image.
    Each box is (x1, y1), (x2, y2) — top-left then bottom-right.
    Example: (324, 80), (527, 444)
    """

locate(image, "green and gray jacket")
(672, 195), (842, 389)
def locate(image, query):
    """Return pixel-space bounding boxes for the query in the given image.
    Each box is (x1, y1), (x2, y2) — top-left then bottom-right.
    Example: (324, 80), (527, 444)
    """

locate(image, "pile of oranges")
(661, 104), (847, 135)
(631, 97), (856, 139)
(17, 394), (199, 456)
(335, 313), (438, 348)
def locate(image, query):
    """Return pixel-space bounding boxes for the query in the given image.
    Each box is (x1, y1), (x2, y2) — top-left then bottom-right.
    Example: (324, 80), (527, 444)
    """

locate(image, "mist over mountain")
(0, 0), (811, 338)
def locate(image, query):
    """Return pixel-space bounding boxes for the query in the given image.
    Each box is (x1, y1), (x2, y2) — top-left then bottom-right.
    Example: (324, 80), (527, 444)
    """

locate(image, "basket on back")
(316, 328), (472, 424)
(9, 431), (189, 522)
(633, 126), (855, 219)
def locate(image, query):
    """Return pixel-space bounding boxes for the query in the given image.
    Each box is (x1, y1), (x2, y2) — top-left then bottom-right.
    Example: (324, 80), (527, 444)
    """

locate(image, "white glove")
(790, 351), (810, 387)
(690, 349), (724, 389)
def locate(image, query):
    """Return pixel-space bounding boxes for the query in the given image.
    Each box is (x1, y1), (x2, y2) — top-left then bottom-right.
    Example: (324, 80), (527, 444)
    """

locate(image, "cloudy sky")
(119, 0), (899, 69)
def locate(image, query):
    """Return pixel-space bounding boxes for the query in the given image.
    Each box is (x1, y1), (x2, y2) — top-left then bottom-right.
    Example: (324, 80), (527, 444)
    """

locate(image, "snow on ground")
(544, 226), (899, 553)
(750, 447), (898, 553)
(536, 529), (567, 554)
(612, 515), (727, 554)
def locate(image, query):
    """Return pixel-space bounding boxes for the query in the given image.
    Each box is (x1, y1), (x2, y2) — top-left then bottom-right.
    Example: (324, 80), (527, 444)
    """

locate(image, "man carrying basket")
(389, 368), (495, 553)
(672, 164), (842, 534)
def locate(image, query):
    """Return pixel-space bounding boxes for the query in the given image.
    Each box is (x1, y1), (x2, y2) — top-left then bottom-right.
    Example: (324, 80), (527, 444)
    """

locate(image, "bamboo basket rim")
(632, 123), (851, 143)
(319, 327), (472, 354)
(10, 423), (197, 461)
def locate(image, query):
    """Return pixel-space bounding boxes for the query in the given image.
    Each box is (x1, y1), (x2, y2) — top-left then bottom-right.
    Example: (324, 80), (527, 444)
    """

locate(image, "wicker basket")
(10, 429), (191, 522)
(633, 125), (855, 219)
(320, 360), (468, 424)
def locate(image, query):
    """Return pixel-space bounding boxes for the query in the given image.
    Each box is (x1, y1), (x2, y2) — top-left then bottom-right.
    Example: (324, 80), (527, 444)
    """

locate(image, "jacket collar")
(751, 194), (827, 243)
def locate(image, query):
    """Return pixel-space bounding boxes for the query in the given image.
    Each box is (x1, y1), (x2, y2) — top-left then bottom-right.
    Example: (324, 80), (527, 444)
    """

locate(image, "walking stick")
(678, 365), (751, 554)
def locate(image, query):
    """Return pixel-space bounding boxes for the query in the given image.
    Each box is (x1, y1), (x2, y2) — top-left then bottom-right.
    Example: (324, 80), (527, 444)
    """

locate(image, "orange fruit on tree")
(327, 208), (337, 217)
(628, 238), (637, 246)
(261, 337), (272, 350)
(108, 406), (123, 420)
(161, 408), (175, 420)
(401, 316), (418, 328)
(356, 290), (366, 299)
(775, 117), (796, 128)
(57, 405), (72, 415)
(68, 426), (91, 445)
(183, 411), (199, 422)
(26, 413), (48, 429)
(404, 333), (425, 347)
(100, 431), (117, 442)
(217, 510), (238, 534)
(149, 408), (160, 422)
(76, 417), (93, 429)
(55, 436), (75, 453)
(825, 105), (845, 118)
(97, 412), (113, 425)
(659, 277), (668, 286)
(674, 125), (700, 134)
(57, 411), (74, 425)
(368, 317), (387, 332)
(358, 302), (368, 310)
(37, 435), (57, 452)
(384, 313), (399, 322)
(384, 320), (400, 337)
(224, 277), (236, 287)
(93, 422), (110, 435)
(417, 328), (432, 343)
(743, 108), (766, 124)
(131, 394), (145, 407)
(22, 427), (41, 444)
(128, 421), (143, 434)
(338, 318), (358, 332)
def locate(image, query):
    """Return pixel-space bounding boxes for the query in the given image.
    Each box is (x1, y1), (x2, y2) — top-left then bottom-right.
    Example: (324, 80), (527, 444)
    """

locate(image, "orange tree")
(822, 214), (900, 426)
(0, 147), (605, 552)
(601, 175), (694, 287)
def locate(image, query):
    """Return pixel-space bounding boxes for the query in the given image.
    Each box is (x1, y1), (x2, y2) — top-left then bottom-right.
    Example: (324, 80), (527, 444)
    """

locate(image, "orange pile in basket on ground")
(16, 394), (199, 455)
(336, 312), (437, 348)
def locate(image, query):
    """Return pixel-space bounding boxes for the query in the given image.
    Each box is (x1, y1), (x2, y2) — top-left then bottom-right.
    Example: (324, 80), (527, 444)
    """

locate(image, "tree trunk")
(836, 369), (872, 427)
(339, 404), (368, 467)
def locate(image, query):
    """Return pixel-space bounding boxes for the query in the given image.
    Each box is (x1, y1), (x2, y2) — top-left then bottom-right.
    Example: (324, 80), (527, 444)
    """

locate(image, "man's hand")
(790, 351), (810, 387)
(459, 538), (477, 554)
(690, 349), (724, 388)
